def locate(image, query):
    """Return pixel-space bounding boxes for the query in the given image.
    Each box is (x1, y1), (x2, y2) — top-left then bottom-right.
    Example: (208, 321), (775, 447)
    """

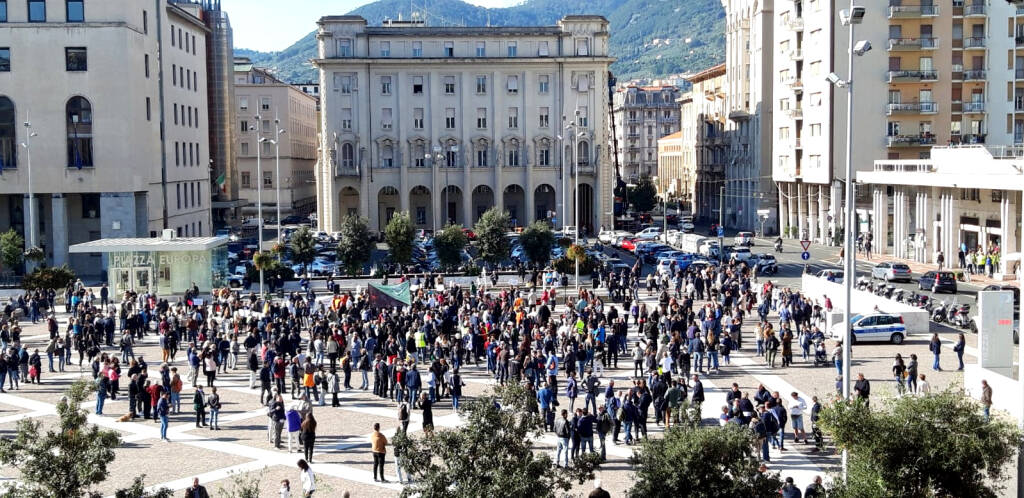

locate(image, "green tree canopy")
(396, 383), (598, 498)
(336, 214), (374, 275)
(474, 208), (511, 266)
(519, 221), (556, 268)
(289, 226), (318, 275)
(384, 211), (416, 266)
(819, 390), (1020, 498)
(433, 224), (468, 272)
(628, 176), (658, 213)
(0, 379), (172, 498)
(0, 228), (25, 272)
(628, 424), (782, 497)
(21, 264), (77, 292)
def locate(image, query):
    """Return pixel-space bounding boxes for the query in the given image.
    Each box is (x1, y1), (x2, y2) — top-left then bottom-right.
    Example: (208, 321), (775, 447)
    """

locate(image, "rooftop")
(685, 63), (727, 83)
(69, 236), (229, 254)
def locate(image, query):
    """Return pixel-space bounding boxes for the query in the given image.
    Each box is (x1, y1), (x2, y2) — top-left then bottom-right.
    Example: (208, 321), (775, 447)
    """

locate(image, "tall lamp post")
(827, 3), (870, 482)
(250, 117), (265, 296)
(18, 121), (38, 253)
(273, 117), (286, 244)
(430, 145), (444, 232)
(565, 110), (584, 296)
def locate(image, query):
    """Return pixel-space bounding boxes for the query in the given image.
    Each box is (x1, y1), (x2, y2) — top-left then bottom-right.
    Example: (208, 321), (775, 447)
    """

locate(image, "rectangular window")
(508, 107), (518, 129)
(476, 41), (486, 57)
(507, 41), (517, 57)
(263, 171), (272, 188)
(173, 103), (178, 125)
(445, 108), (456, 129)
(412, 75), (423, 94)
(539, 41), (549, 57)
(476, 75), (487, 94)
(0, 48), (9, 72)
(577, 106), (588, 127)
(413, 108), (424, 129)
(337, 39), (352, 57)
(444, 41), (454, 57)
(28, 0), (44, 22)
(539, 147), (550, 166)
(239, 97), (248, 110)
(172, 64), (176, 85)
(176, 184), (181, 209)
(539, 75), (549, 93)
(416, 207), (426, 225)
(477, 108), (487, 129)
(338, 74), (352, 94)
(240, 142), (248, 156)
(381, 76), (392, 95)
(507, 75), (518, 94)
(341, 108), (352, 130)
(145, 97), (151, 121)
(143, 10), (147, 34)
(0, 1), (7, 22)
(186, 69), (191, 89)
(65, 47), (87, 71)
(174, 143), (180, 166)
(539, 107), (549, 128)
(507, 148), (519, 166)
(144, 53), (149, 77)
(444, 76), (455, 94)
(262, 119), (270, 132)
(241, 171), (251, 187)
(260, 96), (271, 111)
(380, 41), (390, 57)
(66, 0), (83, 22)
(412, 41), (422, 57)
(261, 141), (271, 156)
(381, 108), (393, 129)
(476, 149), (488, 167)
(576, 38), (589, 56)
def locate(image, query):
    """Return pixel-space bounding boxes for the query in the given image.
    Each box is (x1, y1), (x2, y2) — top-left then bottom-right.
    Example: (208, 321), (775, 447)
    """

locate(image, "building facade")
(0, 0), (214, 278)
(612, 85), (681, 181)
(234, 58), (319, 219)
(655, 131), (687, 204)
(313, 15), (615, 235)
(679, 64), (728, 223)
(722, 0), (775, 233)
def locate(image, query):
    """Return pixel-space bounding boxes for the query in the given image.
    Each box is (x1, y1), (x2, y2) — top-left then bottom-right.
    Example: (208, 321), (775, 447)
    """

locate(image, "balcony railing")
(1014, 98), (1024, 111)
(1018, 6), (1024, 15)
(886, 134), (937, 147)
(1017, 36), (1024, 47)
(887, 69), (938, 82)
(786, 107), (803, 119)
(786, 17), (804, 30)
(963, 36), (985, 49)
(964, 69), (986, 80)
(962, 101), (985, 113)
(790, 49), (803, 60)
(888, 5), (940, 18)
(886, 102), (938, 114)
(959, 133), (987, 144)
(888, 37), (938, 50)
(964, 3), (986, 16)
(793, 137), (803, 148)
(336, 166), (360, 177)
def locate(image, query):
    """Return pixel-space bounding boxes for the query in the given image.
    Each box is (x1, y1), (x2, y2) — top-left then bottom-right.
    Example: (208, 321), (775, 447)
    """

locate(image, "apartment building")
(313, 15), (615, 235)
(656, 131), (686, 201)
(612, 85), (681, 181)
(0, 0), (216, 278)
(679, 64), (728, 222)
(234, 58), (318, 219)
(722, 0), (775, 233)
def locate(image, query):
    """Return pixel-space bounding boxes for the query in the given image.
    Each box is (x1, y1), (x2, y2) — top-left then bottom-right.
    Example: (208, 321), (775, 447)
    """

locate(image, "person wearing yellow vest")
(415, 330), (427, 364)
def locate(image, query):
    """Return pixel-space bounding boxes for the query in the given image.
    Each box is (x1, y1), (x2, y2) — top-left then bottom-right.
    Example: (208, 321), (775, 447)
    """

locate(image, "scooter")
(950, 303), (971, 329)
(759, 262), (779, 276)
(931, 300), (947, 323)
(892, 288), (905, 303)
(775, 241), (783, 253)
(883, 285), (897, 300)
(856, 277), (871, 291)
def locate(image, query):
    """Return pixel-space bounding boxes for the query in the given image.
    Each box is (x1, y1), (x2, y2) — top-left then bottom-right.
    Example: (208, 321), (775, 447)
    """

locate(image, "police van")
(830, 313), (907, 344)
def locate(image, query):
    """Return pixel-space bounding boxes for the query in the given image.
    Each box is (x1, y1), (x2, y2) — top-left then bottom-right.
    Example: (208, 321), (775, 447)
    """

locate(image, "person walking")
(301, 412), (317, 462)
(184, 478), (209, 498)
(193, 385), (207, 428)
(157, 392), (171, 442)
(907, 354), (919, 393)
(271, 393), (286, 449)
(953, 333), (966, 371)
(929, 334), (942, 371)
(297, 459), (316, 498)
(788, 392), (807, 443)
(981, 380), (992, 421)
(207, 386), (221, 430)
(554, 409), (572, 467)
(371, 422), (388, 483)
(854, 373), (871, 406)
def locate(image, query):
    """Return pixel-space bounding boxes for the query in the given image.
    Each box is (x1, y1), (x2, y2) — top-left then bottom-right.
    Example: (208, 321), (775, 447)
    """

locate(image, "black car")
(981, 284), (1020, 307)
(919, 271), (958, 293)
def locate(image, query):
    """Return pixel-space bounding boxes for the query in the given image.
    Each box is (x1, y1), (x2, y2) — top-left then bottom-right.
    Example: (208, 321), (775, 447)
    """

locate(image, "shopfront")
(69, 235), (229, 296)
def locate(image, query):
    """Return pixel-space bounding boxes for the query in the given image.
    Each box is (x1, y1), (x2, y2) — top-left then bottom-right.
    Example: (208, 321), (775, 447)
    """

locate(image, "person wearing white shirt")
(918, 374), (931, 395)
(660, 352), (673, 376)
(788, 392), (808, 443)
(297, 459), (316, 497)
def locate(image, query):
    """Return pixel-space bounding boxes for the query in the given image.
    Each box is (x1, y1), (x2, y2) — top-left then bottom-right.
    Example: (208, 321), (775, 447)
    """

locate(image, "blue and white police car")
(829, 313), (907, 345)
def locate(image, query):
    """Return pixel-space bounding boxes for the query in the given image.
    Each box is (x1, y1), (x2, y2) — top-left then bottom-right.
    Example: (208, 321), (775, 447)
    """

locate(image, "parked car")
(816, 269), (844, 283)
(598, 229), (631, 245)
(830, 313), (907, 344)
(727, 247), (752, 262)
(634, 227), (663, 241)
(619, 238), (637, 252)
(733, 232), (755, 247)
(226, 273), (246, 288)
(871, 262), (913, 282)
(679, 221), (696, 233)
(919, 271), (958, 293)
(981, 284), (1020, 307)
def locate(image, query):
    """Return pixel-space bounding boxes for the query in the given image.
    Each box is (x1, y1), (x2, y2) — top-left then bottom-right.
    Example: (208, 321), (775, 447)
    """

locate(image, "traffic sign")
(800, 240), (811, 251)
(717, 226), (725, 237)
(801, 251), (811, 261)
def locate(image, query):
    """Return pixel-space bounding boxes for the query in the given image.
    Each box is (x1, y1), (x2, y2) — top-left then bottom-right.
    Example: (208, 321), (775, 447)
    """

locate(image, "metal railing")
(887, 69), (938, 81)
(962, 101), (985, 113)
(963, 36), (985, 49)
(963, 69), (986, 80)
(888, 37), (938, 50)
(964, 3), (986, 15)
(886, 102), (938, 114)
(888, 5), (939, 17)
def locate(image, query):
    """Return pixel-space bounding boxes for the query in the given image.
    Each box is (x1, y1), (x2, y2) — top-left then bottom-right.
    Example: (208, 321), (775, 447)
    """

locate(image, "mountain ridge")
(234, 0), (725, 83)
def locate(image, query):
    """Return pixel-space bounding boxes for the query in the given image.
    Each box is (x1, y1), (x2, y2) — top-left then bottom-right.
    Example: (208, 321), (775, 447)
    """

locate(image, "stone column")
(786, 183), (795, 238)
(818, 186), (828, 245)
(778, 187), (788, 239)
(1000, 192), (1017, 275)
(808, 185), (818, 242)
(51, 194), (69, 267)
(795, 183), (805, 239)
(525, 166), (535, 226)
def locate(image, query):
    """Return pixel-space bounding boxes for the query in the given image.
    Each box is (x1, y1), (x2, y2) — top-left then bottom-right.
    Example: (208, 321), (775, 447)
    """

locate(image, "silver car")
(871, 262), (912, 282)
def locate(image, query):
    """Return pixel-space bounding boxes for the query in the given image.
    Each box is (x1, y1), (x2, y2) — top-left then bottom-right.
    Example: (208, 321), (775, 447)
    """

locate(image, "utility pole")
(718, 184), (725, 263)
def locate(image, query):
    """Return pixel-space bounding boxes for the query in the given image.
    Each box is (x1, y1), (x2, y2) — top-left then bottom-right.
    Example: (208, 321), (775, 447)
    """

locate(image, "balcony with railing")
(963, 36), (986, 49)
(784, 16), (803, 31)
(336, 165), (360, 177)
(886, 134), (936, 147)
(1015, 97), (1024, 111)
(1018, 6), (1024, 16)
(783, 76), (804, 91)
(793, 137), (803, 149)
(964, 69), (986, 81)
(888, 37), (938, 50)
(886, 101), (938, 115)
(887, 69), (938, 82)
(577, 161), (596, 174)
(962, 101), (985, 113)
(964, 2), (985, 16)
(786, 106), (803, 119)
(790, 48), (803, 61)
(888, 4), (940, 18)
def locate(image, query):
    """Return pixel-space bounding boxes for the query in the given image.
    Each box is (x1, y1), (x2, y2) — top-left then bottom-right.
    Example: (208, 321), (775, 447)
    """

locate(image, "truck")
(678, 233), (708, 254)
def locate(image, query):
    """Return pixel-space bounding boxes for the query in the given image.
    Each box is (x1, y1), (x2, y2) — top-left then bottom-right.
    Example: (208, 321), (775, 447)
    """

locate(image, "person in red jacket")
(146, 382), (163, 421)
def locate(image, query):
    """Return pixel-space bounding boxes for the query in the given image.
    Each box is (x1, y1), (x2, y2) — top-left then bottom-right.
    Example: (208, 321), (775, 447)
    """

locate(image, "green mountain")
(234, 0), (725, 83)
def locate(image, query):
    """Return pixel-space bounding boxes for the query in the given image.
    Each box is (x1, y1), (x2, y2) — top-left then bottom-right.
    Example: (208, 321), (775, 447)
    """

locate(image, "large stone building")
(312, 15), (615, 235)
(234, 58), (318, 219)
(0, 0), (220, 278)
(655, 131), (688, 206)
(679, 64), (728, 223)
(611, 85), (681, 181)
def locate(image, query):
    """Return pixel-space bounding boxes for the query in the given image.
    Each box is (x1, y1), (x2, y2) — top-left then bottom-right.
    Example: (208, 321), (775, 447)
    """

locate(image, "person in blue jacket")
(537, 382), (555, 431)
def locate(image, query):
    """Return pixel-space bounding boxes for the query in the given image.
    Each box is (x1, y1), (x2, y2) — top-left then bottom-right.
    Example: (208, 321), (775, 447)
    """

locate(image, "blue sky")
(222, 0), (523, 52)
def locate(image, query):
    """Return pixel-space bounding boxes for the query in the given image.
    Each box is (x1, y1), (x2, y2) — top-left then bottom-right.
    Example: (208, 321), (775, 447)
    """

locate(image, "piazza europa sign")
(110, 252), (209, 268)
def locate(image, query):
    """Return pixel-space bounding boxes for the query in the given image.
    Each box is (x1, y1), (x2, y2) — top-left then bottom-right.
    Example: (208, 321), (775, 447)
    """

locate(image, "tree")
(336, 214), (374, 275)
(819, 390), (1020, 498)
(474, 207), (511, 267)
(628, 176), (658, 213)
(0, 228), (24, 273)
(289, 226), (318, 276)
(21, 264), (77, 292)
(519, 221), (556, 268)
(629, 425), (782, 497)
(384, 211), (416, 266)
(396, 383), (598, 498)
(433, 224), (468, 272)
(112, 477), (173, 498)
(0, 379), (171, 498)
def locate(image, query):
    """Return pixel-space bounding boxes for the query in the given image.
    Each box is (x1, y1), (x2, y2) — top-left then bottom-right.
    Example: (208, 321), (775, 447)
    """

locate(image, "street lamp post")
(18, 122), (38, 254)
(273, 118), (286, 244)
(719, 185), (725, 263)
(251, 118), (265, 296)
(566, 111), (583, 296)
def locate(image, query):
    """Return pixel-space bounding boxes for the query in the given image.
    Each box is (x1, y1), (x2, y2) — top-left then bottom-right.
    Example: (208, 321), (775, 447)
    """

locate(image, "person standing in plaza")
(207, 386), (221, 430)
(157, 392), (171, 442)
(297, 459), (316, 498)
(370, 422), (388, 483)
(854, 373), (871, 406)
(953, 333), (966, 371)
(929, 334), (942, 371)
(193, 384), (207, 428)
(981, 380), (992, 421)
(301, 412), (317, 462)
